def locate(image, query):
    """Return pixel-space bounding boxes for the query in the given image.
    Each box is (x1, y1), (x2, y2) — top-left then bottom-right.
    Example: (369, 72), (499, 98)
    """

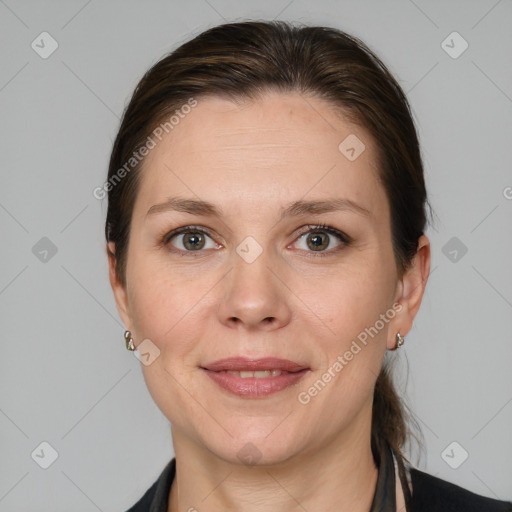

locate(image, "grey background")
(1, 0), (511, 510)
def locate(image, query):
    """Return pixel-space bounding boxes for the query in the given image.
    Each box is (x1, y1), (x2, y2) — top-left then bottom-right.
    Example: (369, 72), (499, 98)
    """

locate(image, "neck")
(168, 404), (380, 512)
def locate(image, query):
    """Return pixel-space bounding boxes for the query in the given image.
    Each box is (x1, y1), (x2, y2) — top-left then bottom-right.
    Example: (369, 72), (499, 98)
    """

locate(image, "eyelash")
(160, 223), (352, 258)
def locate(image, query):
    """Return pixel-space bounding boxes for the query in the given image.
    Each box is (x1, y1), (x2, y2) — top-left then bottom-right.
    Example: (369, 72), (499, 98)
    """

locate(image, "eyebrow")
(146, 196), (372, 219)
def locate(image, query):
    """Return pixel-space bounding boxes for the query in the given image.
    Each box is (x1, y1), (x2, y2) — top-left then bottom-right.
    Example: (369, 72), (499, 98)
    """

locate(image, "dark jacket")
(125, 457), (512, 512)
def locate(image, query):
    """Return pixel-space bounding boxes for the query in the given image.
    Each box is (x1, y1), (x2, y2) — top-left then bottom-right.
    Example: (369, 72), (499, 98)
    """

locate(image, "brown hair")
(105, 20), (432, 462)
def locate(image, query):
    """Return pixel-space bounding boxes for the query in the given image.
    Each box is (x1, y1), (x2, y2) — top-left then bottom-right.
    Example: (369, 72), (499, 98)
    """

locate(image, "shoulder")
(124, 458), (176, 512)
(409, 467), (512, 512)
(124, 479), (158, 512)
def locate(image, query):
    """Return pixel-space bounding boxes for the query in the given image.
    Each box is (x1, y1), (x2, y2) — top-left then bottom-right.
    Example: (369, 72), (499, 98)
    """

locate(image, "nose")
(216, 250), (293, 331)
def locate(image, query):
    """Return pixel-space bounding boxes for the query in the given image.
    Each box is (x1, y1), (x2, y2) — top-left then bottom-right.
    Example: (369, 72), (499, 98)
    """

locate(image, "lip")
(201, 357), (308, 372)
(200, 357), (310, 399)
(202, 368), (309, 398)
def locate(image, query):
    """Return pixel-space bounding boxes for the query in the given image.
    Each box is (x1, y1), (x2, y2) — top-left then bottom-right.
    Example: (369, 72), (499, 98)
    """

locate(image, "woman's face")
(109, 91), (426, 464)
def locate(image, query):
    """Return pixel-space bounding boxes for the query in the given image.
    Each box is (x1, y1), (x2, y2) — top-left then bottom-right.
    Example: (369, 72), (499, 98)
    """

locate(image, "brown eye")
(291, 225), (350, 255)
(166, 228), (218, 252)
(182, 232), (206, 250)
(306, 232), (329, 251)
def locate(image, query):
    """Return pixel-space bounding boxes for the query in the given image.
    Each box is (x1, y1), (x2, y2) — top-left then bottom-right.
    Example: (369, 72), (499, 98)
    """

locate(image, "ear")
(387, 234), (431, 350)
(107, 241), (133, 331)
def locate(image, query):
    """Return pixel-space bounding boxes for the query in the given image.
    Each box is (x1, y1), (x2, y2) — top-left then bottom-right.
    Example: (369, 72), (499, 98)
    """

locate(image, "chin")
(202, 427), (307, 468)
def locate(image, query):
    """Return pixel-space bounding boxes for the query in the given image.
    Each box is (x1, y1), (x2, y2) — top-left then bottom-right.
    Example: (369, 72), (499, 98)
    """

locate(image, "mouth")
(201, 356), (309, 373)
(200, 357), (310, 398)
(216, 369), (293, 378)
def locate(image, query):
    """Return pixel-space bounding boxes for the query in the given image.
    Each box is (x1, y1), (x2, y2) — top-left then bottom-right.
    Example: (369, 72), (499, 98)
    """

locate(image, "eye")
(291, 224), (351, 255)
(161, 224), (351, 256)
(165, 227), (220, 252)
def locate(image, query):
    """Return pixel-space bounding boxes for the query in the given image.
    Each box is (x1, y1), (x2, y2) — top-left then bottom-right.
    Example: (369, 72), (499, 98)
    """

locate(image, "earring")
(395, 332), (405, 349)
(124, 330), (135, 351)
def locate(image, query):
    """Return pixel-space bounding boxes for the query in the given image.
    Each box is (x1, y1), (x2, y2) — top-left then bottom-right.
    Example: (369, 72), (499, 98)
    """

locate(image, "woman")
(104, 20), (512, 511)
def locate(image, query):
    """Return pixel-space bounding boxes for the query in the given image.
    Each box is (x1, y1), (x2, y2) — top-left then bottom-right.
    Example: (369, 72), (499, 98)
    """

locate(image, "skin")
(108, 91), (430, 512)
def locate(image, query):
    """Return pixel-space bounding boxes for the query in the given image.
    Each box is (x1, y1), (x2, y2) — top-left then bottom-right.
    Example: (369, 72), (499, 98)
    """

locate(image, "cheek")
(299, 273), (389, 423)
(295, 261), (392, 336)
(127, 259), (216, 357)
(296, 262), (391, 390)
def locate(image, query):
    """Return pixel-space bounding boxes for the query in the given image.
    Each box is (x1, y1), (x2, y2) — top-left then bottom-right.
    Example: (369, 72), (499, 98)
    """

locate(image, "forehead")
(134, 91), (388, 221)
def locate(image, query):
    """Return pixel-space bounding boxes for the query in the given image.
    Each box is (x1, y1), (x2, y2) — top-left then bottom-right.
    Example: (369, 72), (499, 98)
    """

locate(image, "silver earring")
(124, 330), (135, 351)
(395, 332), (405, 349)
